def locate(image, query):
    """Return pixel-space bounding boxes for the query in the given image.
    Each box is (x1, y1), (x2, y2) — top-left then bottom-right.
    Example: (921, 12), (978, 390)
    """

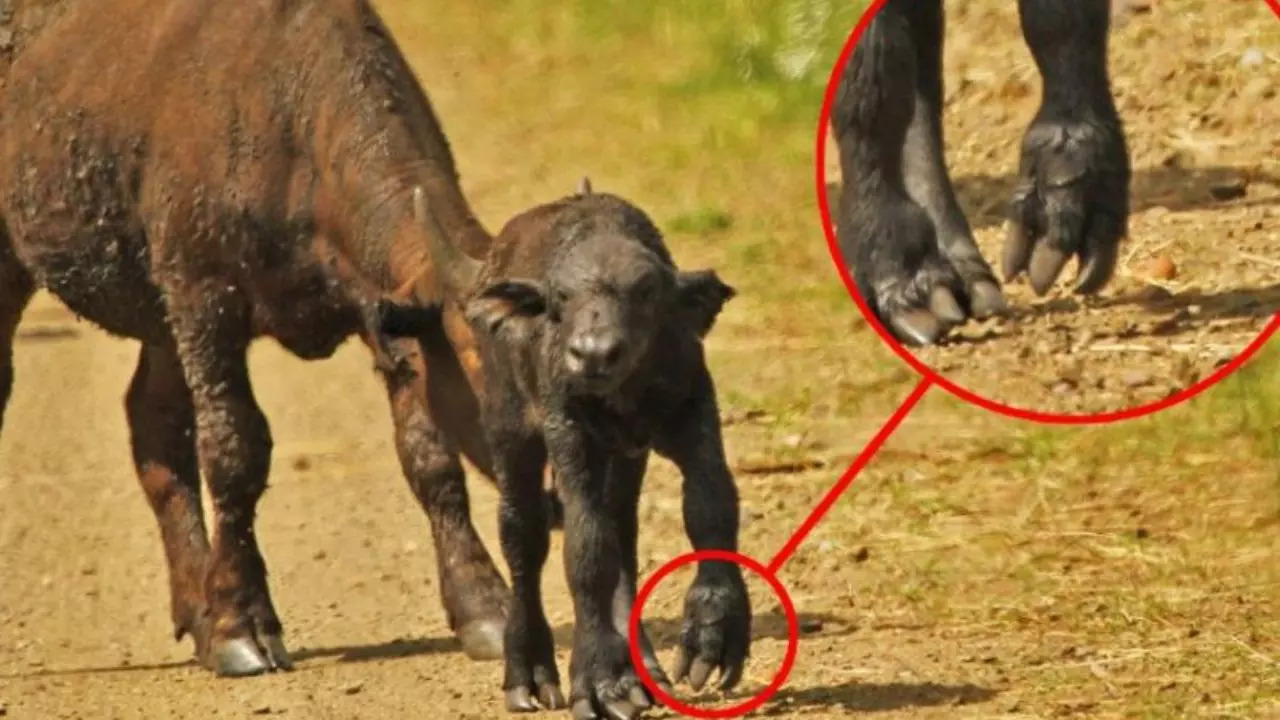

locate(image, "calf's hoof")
(457, 617), (506, 661)
(207, 633), (294, 677)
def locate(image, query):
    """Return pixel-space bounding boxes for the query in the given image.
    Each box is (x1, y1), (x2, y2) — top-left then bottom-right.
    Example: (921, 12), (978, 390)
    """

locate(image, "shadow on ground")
(761, 680), (998, 715)
(0, 636), (466, 678)
(552, 609), (851, 651)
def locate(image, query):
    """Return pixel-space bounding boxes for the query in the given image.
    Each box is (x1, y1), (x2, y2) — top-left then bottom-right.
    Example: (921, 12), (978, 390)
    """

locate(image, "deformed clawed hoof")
(211, 637), (272, 677)
(505, 684), (567, 712)
(885, 286), (968, 347)
(1028, 244), (1072, 297)
(927, 286), (965, 324)
(457, 618), (506, 661)
(888, 307), (948, 347)
(967, 279), (1008, 319)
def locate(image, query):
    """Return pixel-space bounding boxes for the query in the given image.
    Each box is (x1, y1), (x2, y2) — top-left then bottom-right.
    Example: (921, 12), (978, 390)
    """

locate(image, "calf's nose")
(566, 332), (625, 376)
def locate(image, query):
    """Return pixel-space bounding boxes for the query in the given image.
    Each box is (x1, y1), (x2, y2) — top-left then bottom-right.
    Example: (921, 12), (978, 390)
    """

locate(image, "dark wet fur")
(441, 189), (751, 718)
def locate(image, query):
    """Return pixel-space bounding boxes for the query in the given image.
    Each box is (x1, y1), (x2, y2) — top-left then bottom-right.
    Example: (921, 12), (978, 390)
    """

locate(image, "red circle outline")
(815, 0), (1280, 426)
(628, 550), (799, 719)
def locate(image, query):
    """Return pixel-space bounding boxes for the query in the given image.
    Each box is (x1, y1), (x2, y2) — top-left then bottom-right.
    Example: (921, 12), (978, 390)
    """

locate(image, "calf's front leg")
(654, 370), (751, 693)
(1005, 0), (1130, 294)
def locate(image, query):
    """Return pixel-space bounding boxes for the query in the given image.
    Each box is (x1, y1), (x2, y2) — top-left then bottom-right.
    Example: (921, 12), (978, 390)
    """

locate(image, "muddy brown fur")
(404, 182), (750, 719)
(0, 0), (560, 675)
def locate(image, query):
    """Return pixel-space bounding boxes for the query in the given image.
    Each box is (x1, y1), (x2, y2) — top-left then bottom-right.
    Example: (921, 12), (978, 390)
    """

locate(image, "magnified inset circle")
(817, 0), (1280, 423)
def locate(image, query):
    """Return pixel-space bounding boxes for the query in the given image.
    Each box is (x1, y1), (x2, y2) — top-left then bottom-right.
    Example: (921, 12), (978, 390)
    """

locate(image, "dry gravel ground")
(826, 0), (1280, 416)
(2, 2), (1279, 720)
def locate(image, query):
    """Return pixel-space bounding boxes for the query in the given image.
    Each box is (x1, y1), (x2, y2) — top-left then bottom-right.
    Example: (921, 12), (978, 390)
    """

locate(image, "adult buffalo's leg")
(0, 245), (34, 433)
(898, 0), (1005, 318)
(1006, 0), (1130, 295)
(832, 0), (970, 346)
(125, 341), (214, 661)
(490, 429), (562, 712)
(163, 276), (288, 676)
(375, 334), (509, 661)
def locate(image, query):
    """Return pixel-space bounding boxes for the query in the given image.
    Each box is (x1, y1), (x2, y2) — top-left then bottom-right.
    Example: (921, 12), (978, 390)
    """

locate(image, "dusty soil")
(825, 0), (1280, 416)
(2, 2), (1279, 720)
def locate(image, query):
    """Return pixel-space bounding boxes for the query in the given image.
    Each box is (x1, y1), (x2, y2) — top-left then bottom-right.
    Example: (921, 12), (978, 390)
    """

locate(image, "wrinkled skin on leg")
(832, 0), (1129, 345)
(1005, 0), (1130, 295)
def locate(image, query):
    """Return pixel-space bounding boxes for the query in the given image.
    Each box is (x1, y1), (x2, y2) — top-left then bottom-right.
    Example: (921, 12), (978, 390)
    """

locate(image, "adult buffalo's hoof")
(210, 638), (270, 677)
(505, 684), (567, 713)
(458, 617), (506, 661)
(208, 633), (293, 677)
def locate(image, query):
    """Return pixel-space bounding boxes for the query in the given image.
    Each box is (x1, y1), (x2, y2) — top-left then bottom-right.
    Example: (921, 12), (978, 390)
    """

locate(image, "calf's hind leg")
(125, 342), (214, 661)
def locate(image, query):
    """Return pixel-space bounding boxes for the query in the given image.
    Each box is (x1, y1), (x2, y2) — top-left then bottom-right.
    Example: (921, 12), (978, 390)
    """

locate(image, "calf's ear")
(677, 269), (736, 337)
(465, 279), (548, 337)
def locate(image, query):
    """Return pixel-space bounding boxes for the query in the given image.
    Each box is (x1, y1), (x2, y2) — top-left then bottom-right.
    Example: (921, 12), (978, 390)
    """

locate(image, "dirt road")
(2, 2), (1278, 719)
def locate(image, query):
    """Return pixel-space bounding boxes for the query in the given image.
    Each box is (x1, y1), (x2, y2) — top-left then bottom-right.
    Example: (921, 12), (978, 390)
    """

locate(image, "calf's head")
(460, 189), (735, 395)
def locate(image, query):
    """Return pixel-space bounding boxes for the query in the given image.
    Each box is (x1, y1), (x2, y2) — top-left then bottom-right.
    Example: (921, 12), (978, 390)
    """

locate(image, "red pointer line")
(767, 378), (933, 574)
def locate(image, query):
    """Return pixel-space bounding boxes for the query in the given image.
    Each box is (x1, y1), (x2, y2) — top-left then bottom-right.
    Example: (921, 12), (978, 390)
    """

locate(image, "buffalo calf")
(412, 181), (751, 719)
(832, 0), (1131, 345)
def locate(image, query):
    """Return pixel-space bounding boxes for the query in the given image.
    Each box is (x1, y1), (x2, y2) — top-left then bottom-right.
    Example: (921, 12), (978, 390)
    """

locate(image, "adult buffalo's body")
(412, 181), (750, 720)
(0, 0), (533, 675)
(832, 0), (1131, 345)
